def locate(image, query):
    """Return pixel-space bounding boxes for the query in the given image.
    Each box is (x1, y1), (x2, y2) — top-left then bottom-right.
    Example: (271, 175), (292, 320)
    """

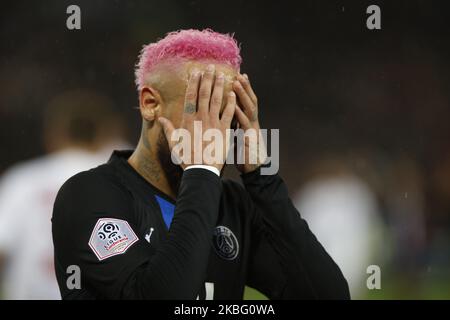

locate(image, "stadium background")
(0, 0), (449, 299)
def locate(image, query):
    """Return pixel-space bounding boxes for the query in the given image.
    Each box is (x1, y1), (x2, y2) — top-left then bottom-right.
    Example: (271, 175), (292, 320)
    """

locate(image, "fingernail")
(207, 64), (215, 72)
(243, 74), (248, 80)
(229, 91), (235, 97)
(217, 72), (224, 79)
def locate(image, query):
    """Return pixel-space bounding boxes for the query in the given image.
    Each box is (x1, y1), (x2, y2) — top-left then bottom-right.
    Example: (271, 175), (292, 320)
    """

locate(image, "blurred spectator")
(293, 156), (384, 298)
(0, 89), (129, 299)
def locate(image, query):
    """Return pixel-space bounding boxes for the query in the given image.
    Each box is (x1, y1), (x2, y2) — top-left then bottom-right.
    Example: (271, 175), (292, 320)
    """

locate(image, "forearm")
(122, 169), (221, 299)
(243, 168), (350, 299)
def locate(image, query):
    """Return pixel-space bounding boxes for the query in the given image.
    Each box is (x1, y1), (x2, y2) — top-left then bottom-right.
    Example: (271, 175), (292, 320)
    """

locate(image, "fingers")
(210, 71), (225, 119)
(234, 104), (251, 129)
(158, 117), (176, 149)
(233, 75), (257, 122)
(221, 91), (236, 126)
(198, 64), (216, 115)
(183, 69), (201, 118)
(239, 73), (258, 104)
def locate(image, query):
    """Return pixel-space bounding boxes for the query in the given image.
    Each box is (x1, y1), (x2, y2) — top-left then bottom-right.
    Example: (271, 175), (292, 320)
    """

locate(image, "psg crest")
(212, 226), (239, 260)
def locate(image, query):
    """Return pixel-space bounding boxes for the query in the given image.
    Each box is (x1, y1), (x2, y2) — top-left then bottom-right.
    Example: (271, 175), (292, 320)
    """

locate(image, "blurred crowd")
(0, 1), (449, 299)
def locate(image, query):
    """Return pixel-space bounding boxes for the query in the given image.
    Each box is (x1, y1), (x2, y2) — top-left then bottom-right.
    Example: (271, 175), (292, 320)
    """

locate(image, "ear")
(139, 86), (162, 122)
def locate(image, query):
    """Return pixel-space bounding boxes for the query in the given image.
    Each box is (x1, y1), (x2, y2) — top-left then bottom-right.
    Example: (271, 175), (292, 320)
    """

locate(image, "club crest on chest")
(212, 225), (239, 261)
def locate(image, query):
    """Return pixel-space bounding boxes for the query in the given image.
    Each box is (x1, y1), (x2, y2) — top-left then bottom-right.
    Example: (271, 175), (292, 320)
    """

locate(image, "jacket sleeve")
(242, 168), (350, 299)
(52, 168), (221, 299)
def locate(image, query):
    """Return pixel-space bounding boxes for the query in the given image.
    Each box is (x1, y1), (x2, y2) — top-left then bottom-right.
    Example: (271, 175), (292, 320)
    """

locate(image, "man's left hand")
(232, 73), (267, 174)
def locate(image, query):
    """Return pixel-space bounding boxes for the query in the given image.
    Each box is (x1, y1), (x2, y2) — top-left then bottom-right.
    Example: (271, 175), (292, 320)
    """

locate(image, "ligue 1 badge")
(212, 226), (239, 261)
(89, 218), (138, 261)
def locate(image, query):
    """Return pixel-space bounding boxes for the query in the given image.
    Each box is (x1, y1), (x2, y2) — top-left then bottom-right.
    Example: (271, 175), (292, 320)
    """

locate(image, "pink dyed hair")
(134, 29), (242, 90)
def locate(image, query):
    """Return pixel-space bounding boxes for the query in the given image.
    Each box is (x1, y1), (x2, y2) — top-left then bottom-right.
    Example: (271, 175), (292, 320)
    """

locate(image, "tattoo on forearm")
(184, 102), (196, 114)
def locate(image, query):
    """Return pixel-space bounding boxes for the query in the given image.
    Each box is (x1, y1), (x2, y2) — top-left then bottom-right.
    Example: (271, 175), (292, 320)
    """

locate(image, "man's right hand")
(158, 64), (236, 172)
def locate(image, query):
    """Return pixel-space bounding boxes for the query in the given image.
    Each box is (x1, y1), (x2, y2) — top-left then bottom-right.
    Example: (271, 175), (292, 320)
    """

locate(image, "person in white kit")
(0, 90), (129, 299)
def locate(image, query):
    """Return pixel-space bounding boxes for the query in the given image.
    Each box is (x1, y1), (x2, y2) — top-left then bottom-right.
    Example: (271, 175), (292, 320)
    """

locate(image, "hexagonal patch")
(88, 218), (138, 261)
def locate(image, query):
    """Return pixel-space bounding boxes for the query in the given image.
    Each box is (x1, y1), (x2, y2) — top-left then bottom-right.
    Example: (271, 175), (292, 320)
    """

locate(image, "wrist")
(184, 164), (221, 177)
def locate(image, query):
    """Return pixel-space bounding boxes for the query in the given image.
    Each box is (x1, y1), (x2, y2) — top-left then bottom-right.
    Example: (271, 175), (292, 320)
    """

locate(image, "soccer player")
(52, 29), (350, 299)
